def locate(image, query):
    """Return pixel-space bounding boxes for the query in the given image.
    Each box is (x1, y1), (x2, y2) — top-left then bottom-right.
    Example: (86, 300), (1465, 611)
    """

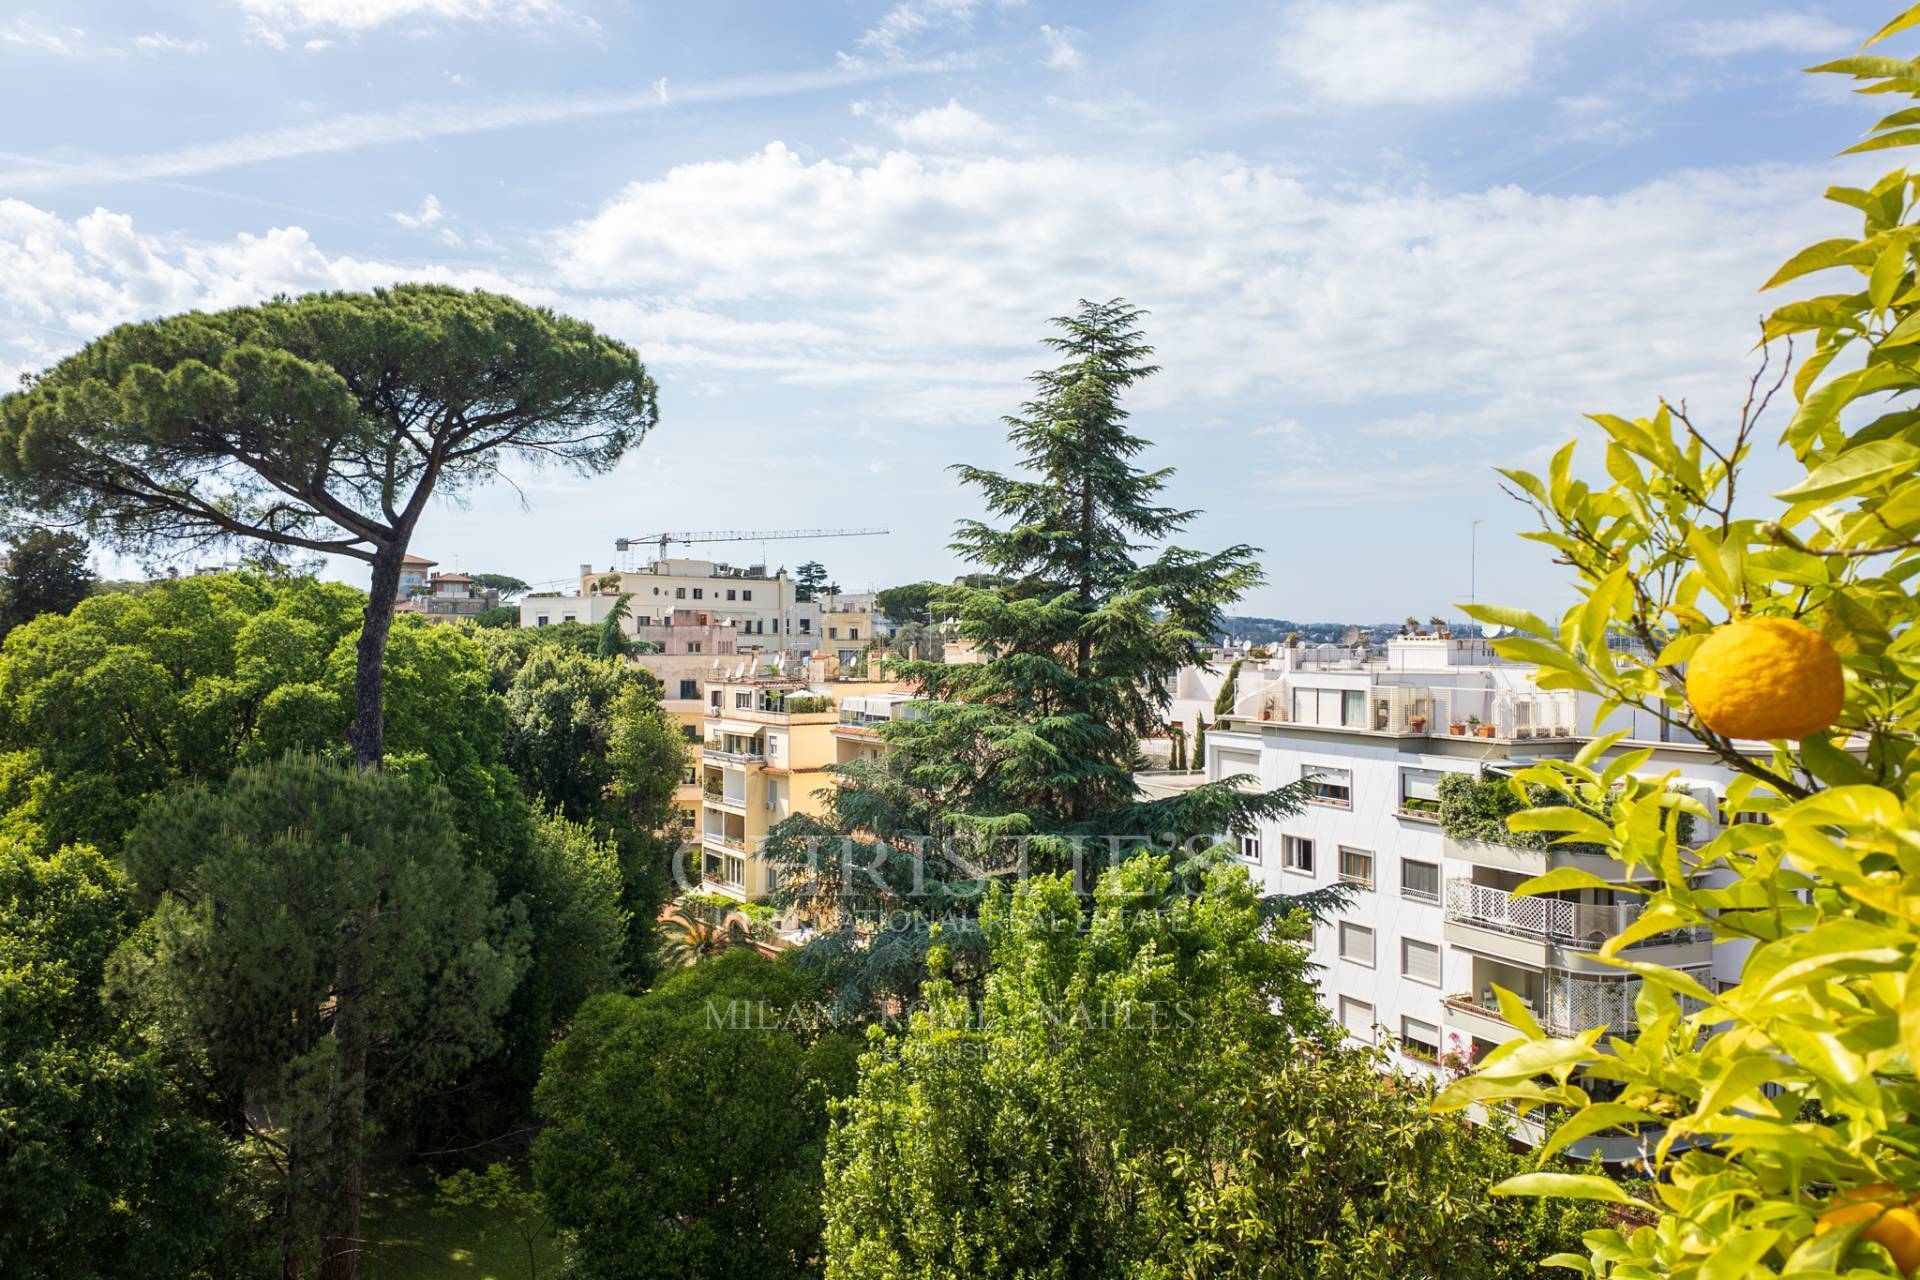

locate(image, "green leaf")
(1774, 439), (1920, 503)
(1540, 1254), (1592, 1275)
(1514, 867), (1642, 898)
(1507, 807), (1617, 847)
(1537, 1103), (1654, 1163)
(1458, 601), (1555, 640)
(1699, 1229), (1781, 1280)
(1493, 982), (1546, 1041)
(1872, 239), (1909, 311)
(1491, 1173), (1647, 1207)
(1763, 238), (1868, 290)
(1864, 5), (1920, 48)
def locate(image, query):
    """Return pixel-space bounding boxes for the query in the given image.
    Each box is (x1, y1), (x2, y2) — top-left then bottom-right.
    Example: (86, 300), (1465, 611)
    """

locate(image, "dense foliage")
(0, 284), (655, 766)
(535, 949), (860, 1280)
(823, 853), (1601, 1278)
(1439, 10), (1920, 1277)
(0, 527), (93, 638)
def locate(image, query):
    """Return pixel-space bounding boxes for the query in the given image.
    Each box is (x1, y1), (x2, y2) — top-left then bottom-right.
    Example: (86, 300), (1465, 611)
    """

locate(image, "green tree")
(471, 605), (522, 628)
(874, 580), (940, 625)
(0, 527), (93, 637)
(0, 842), (255, 1278)
(1435, 11), (1920, 1276)
(0, 285), (656, 769)
(820, 852), (1332, 1278)
(794, 560), (830, 602)
(597, 592), (634, 658)
(434, 1162), (551, 1280)
(534, 949), (860, 1280)
(1212, 656), (1245, 717)
(470, 573), (531, 597)
(113, 756), (525, 1279)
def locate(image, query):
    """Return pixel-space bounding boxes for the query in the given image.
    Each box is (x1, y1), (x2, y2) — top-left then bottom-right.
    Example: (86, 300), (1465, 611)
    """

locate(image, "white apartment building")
(519, 557), (824, 653)
(1203, 633), (1749, 1159)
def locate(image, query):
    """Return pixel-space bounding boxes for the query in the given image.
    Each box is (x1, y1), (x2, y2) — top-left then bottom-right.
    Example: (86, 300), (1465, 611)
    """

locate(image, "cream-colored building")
(696, 673), (902, 900)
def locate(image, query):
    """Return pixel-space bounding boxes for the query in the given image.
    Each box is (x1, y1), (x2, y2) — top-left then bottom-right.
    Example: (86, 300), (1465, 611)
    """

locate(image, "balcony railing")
(1447, 968), (1711, 1038)
(1445, 880), (1712, 952)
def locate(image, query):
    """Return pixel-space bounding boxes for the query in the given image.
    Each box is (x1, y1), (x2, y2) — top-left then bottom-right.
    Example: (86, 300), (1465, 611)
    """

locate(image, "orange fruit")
(1685, 617), (1844, 741)
(1816, 1188), (1920, 1276)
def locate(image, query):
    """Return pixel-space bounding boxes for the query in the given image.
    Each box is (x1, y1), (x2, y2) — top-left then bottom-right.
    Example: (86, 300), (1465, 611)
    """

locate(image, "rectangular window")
(1399, 1016), (1441, 1062)
(734, 692), (751, 709)
(1399, 768), (1443, 818)
(687, 642), (702, 654)
(1281, 835), (1314, 875)
(678, 679), (698, 699)
(743, 590), (752, 601)
(1401, 938), (1442, 986)
(681, 725), (700, 742)
(1342, 689), (1366, 726)
(829, 627), (839, 639)
(1305, 765), (1351, 807)
(1337, 846), (1373, 889)
(1237, 833), (1261, 863)
(771, 617), (779, 632)
(535, 615), (549, 626)
(562, 613), (575, 623)
(1401, 858), (1441, 903)
(1339, 996), (1376, 1042)
(727, 589), (737, 601)
(800, 619), (811, 633)
(693, 588), (703, 600)
(676, 587), (686, 599)
(1338, 921), (1375, 967)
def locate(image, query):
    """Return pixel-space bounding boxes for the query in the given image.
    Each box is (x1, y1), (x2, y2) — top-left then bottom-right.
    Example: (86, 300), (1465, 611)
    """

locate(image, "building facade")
(1201, 634), (1747, 1154)
(397, 570), (501, 623)
(519, 557), (824, 653)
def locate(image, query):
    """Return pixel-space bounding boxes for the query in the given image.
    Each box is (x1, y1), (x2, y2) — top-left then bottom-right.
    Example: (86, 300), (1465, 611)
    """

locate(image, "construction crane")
(613, 527), (888, 563)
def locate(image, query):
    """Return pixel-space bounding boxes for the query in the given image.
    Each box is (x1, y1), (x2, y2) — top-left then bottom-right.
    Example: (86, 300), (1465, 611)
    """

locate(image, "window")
(1237, 833), (1261, 863)
(829, 627), (839, 639)
(734, 691), (751, 709)
(800, 618), (811, 633)
(771, 617), (779, 632)
(1401, 858), (1441, 903)
(562, 613), (575, 623)
(1399, 1016), (1441, 1062)
(710, 690), (722, 707)
(693, 588), (703, 600)
(1344, 689), (1366, 725)
(535, 614), (549, 626)
(1281, 834), (1314, 875)
(726, 589), (737, 601)
(1401, 938), (1442, 986)
(766, 778), (782, 812)
(679, 679), (698, 700)
(1289, 687), (1368, 728)
(687, 642), (702, 654)
(1338, 921), (1375, 967)
(1337, 846), (1374, 889)
(676, 587), (686, 598)
(1338, 996), (1376, 1042)
(680, 725), (700, 742)
(849, 627), (859, 640)
(1305, 765), (1351, 807)
(742, 589), (752, 601)
(1399, 768), (1443, 818)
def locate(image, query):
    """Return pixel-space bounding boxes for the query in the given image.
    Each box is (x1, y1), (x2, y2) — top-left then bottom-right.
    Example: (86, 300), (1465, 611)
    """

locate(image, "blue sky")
(0, 0), (1895, 618)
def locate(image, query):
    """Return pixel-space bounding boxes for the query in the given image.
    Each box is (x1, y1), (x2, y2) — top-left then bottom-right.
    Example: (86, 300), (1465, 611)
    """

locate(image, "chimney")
(579, 563), (593, 579)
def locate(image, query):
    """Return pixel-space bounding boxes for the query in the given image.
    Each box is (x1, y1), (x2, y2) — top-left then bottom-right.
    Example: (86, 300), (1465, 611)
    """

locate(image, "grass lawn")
(358, 1166), (561, 1280)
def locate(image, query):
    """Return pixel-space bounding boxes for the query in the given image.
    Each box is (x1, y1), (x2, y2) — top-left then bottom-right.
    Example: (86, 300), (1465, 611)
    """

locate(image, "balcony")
(1445, 879), (1711, 953)
(1445, 967), (1710, 1040)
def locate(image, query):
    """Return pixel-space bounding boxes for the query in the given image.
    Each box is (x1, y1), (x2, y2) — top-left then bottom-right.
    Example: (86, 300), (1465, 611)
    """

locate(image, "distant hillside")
(1218, 617), (1483, 646)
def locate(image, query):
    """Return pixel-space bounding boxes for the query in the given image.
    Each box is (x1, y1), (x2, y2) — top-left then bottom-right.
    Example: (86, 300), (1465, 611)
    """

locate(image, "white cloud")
(552, 141), (1860, 440)
(236, 0), (570, 40)
(391, 193), (447, 228)
(134, 32), (209, 54)
(1275, 0), (1583, 106)
(1674, 11), (1856, 58)
(0, 63), (910, 192)
(885, 99), (998, 149)
(0, 21), (82, 55)
(1039, 23), (1082, 71)
(851, 0), (978, 63)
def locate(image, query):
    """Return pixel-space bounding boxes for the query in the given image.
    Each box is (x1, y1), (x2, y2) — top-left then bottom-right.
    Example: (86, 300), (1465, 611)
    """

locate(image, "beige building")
(696, 672), (902, 900)
(398, 571), (500, 623)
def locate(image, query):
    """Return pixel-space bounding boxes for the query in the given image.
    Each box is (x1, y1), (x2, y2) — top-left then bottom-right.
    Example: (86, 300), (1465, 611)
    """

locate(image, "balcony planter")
(1449, 722), (1466, 735)
(1409, 714), (1428, 732)
(1474, 724), (1496, 738)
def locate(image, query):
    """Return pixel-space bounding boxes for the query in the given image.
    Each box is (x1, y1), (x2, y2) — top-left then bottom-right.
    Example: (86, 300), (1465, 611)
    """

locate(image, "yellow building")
(696, 674), (900, 900)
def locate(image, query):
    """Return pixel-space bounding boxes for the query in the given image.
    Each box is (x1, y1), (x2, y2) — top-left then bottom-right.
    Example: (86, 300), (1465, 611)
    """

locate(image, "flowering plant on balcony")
(1436, 13), (1920, 1276)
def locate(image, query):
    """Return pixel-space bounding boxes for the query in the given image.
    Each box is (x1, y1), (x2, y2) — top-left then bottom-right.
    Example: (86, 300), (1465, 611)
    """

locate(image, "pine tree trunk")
(347, 546), (403, 771)
(316, 926), (372, 1280)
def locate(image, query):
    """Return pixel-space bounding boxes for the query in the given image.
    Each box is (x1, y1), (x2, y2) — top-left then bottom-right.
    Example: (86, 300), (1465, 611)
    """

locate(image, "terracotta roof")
(401, 553), (437, 566)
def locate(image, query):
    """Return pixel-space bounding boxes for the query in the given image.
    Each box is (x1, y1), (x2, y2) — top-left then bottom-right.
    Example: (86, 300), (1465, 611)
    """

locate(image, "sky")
(0, 0), (1899, 619)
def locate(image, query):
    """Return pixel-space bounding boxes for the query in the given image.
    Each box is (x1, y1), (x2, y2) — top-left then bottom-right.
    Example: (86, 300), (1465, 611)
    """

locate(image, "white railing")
(1453, 968), (1712, 1038)
(1446, 879), (1710, 951)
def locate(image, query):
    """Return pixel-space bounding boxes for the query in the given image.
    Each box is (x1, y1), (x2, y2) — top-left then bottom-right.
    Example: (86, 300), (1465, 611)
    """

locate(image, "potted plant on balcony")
(1448, 716), (1467, 735)
(1430, 614), (1450, 639)
(1470, 714), (1494, 738)
(1409, 711), (1428, 732)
